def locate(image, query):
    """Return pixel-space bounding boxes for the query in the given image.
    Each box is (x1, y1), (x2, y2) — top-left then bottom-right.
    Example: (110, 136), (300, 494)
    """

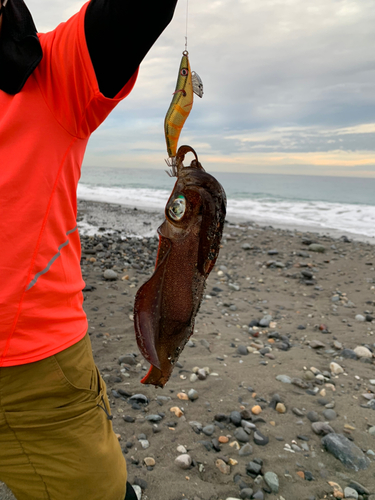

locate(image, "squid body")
(134, 146), (226, 387)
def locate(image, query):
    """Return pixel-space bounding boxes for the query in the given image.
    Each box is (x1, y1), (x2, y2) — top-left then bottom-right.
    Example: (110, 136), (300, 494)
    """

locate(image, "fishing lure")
(134, 145), (226, 387)
(164, 51), (203, 162)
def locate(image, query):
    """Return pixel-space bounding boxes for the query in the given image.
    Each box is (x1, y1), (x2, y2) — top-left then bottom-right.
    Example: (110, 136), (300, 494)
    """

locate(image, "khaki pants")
(0, 334), (127, 500)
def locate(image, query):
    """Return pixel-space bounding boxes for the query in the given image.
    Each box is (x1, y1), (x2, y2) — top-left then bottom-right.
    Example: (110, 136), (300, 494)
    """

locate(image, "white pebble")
(330, 362), (344, 375)
(174, 454), (192, 469)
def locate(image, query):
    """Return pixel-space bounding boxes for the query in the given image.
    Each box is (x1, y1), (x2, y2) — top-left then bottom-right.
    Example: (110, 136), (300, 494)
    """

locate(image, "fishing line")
(185, 0), (189, 52)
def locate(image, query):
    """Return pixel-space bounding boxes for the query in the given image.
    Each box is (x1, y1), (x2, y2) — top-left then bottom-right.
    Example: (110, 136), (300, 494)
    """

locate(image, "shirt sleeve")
(34, 2), (138, 139)
(84, 0), (178, 99)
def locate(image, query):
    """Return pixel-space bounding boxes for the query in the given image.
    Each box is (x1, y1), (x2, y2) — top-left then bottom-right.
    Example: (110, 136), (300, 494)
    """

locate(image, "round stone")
(240, 488), (253, 499)
(234, 428), (250, 443)
(353, 346), (373, 358)
(276, 403), (286, 413)
(251, 405), (262, 415)
(330, 362), (344, 375)
(253, 430), (269, 446)
(323, 409), (337, 421)
(143, 457), (155, 467)
(237, 345), (248, 355)
(216, 458), (230, 475)
(344, 487), (358, 499)
(309, 243), (325, 253)
(175, 454), (192, 469)
(103, 269), (118, 280)
(307, 411), (320, 423)
(230, 410), (242, 426)
(264, 471), (279, 493)
(202, 424), (215, 436)
(218, 436), (229, 443)
(311, 421), (334, 435)
(238, 443), (253, 456)
(188, 389), (199, 401)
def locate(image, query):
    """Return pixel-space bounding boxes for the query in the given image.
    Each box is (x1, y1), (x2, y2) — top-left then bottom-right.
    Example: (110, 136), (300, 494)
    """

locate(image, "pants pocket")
(52, 334), (98, 397)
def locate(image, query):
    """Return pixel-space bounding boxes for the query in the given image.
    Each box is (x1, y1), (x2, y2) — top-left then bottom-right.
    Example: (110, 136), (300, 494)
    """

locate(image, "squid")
(133, 146), (226, 387)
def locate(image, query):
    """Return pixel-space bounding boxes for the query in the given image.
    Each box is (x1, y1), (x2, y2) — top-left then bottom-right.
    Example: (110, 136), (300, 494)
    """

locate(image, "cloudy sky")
(29, 0), (375, 176)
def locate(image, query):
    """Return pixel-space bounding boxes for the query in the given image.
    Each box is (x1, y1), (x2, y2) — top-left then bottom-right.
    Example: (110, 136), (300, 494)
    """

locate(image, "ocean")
(78, 167), (375, 241)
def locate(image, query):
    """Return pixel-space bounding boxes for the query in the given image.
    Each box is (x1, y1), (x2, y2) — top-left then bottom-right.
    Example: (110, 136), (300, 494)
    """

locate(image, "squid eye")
(168, 195), (186, 221)
(180, 68), (189, 76)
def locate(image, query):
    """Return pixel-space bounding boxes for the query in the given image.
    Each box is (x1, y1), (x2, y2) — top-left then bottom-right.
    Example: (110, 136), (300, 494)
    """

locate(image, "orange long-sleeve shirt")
(0, 2), (137, 366)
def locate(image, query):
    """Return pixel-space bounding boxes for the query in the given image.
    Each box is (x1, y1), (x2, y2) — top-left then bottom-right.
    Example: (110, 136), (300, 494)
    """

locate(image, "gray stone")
(175, 454), (192, 469)
(246, 461), (262, 475)
(344, 487), (358, 499)
(189, 421), (203, 432)
(348, 480), (370, 495)
(309, 244), (325, 253)
(202, 424), (215, 436)
(341, 349), (358, 360)
(238, 443), (253, 456)
(129, 394), (149, 405)
(369, 426), (375, 436)
(241, 420), (256, 430)
(139, 439), (149, 449)
(292, 407), (304, 416)
(241, 243), (253, 250)
(119, 354), (137, 365)
(197, 368), (208, 380)
(252, 491), (264, 500)
(259, 315), (272, 327)
(321, 433), (371, 471)
(103, 269), (118, 280)
(253, 430), (269, 446)
(234, 428), (251, 443)
(264, 471), (279, 493)
(239, 488), (253, 499)
(229, 283), (240, 291)
(237, 345), (248, 355)
(145, 414), (163, 422)
(355, 314), (366, 322)
(188, 389), (199, 401)
(312, 422), (334, 435)
(322, 409), (337, 421)
(230, 411), (242, 426)
(276, 374), (292, 384)
(307, 411), (320, 423)
(330, 362), (344, 375)
(292, 377), (310, 389)
(310, 340), (326, 349)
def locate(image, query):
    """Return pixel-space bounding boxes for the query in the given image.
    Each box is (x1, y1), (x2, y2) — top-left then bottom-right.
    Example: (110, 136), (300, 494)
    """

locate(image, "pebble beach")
(1, 199), (375, 500)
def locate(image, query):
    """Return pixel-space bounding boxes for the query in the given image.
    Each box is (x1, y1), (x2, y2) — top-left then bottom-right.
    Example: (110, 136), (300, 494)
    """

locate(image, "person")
(0, 0), (178, 498)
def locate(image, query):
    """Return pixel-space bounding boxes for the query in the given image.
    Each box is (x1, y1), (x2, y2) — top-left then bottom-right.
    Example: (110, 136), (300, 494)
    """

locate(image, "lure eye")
(168, 195), (186, 221)
(180, 68), (189, 76)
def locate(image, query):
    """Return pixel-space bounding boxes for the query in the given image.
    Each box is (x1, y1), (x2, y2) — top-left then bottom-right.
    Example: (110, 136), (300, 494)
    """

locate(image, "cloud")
(28, 0), (375, 176)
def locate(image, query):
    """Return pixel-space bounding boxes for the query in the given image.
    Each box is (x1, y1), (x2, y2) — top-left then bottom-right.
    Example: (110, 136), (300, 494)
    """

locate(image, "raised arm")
(84, 0), (178, 98)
